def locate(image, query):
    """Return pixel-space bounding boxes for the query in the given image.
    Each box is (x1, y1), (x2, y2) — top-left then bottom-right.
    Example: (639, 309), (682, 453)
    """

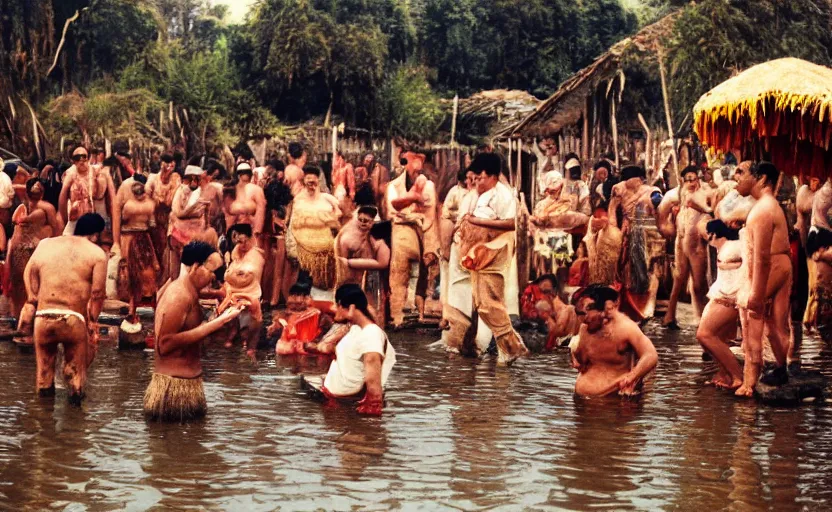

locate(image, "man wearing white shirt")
(454, 153), (529, 365)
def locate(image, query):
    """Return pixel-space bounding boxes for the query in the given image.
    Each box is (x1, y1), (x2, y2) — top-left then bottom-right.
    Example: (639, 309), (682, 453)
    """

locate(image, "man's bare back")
(812, 179), (832, 230)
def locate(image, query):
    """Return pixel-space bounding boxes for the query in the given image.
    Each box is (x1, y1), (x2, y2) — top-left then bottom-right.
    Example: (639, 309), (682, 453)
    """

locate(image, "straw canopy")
(694, 58), (832, 178)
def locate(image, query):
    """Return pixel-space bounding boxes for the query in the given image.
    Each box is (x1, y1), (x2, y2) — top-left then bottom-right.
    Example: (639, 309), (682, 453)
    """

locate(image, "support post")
(658, 47), (680, 183)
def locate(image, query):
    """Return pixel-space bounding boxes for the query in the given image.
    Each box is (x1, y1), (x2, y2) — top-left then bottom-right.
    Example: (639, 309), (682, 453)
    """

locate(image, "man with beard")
(21, 213), (107, 403)
(734, 162), (793, 397)
(572, 285), (658, 397)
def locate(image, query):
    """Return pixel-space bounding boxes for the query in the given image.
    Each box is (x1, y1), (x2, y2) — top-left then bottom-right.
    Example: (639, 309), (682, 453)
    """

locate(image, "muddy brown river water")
(2, 318), (832, 510)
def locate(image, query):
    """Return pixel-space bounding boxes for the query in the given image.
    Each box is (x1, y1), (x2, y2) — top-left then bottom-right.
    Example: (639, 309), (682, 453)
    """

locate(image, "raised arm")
(657, 187), (680, 240)
(342, 239), (391, 271)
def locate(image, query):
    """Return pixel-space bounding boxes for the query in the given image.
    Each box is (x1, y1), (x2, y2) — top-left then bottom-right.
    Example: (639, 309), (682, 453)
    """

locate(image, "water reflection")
(1, 325), (831, 509)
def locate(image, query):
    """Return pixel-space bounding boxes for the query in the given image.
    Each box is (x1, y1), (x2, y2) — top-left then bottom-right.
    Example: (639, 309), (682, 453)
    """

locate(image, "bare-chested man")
(284, 142), (307, 197)
(660, 166), (711, 329)
(118, 174), (159, 323)
(21, 213), (107, 403)
(572, 285), (658, 397)
(735, 162), (793, 397)
(608, 165), (664, 321)
(144, 241), (242, 421)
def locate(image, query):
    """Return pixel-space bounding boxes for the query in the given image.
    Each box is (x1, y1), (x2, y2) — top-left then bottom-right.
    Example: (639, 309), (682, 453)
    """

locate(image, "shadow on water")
(2, 307), (832, 509)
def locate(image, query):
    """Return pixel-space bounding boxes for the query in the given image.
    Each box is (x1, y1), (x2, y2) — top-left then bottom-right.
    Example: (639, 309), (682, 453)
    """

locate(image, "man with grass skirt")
(144, 241), (243, 422)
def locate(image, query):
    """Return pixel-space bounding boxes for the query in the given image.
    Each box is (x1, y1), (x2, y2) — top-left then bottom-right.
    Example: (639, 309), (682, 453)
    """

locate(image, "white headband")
(184, 165), (204, 176)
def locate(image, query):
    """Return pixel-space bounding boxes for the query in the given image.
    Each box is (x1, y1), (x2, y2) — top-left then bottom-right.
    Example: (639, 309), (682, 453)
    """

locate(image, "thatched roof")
(694, 57), (832, 178)
(499, 11), (680, 138)
(440, 89), (540, 144)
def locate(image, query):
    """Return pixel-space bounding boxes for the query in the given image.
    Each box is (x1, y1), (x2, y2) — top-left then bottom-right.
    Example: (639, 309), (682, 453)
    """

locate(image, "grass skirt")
(295, 227), (336, 289)
(144, 373), (206, 422)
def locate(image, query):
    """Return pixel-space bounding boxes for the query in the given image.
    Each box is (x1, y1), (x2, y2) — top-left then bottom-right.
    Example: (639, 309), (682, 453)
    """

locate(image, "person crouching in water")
(145, 241), (243, 422)
(270, 283), (334, 355)
(317, 284), (396, 415)
(572, 285), (658, 397)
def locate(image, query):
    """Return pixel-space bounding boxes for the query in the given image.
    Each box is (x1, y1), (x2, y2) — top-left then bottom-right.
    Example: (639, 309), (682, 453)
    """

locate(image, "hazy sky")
(215, 0), (257, 22)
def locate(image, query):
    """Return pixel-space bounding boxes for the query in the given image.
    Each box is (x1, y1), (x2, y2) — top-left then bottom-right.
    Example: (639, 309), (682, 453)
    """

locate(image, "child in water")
(269, 284), (334, 355)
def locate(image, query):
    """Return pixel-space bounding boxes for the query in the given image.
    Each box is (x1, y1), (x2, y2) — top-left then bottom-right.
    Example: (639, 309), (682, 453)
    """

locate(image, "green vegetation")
(2, 0), (832, 161)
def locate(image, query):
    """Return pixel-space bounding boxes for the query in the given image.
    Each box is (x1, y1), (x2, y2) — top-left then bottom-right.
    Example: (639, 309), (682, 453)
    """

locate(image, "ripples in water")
(2, 319), (832, 510)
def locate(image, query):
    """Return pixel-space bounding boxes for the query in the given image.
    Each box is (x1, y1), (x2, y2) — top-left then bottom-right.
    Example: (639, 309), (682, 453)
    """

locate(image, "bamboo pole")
(450, 94), (459, 146)
(582, 99), (590, 164)
(658, 47), (680, 183)
(517, 138), (523, 191)
(638, 112), (652, 175)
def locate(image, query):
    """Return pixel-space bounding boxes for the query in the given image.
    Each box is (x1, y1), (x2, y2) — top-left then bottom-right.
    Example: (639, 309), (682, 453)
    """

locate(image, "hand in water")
(356, 393), (383, 416)
(217, 305), (244, 323)
(616, 372), (638, 395)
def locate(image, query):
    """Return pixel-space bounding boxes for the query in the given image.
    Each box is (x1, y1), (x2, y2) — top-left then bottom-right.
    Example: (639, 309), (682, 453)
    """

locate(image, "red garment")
(567, 259), (589, 287)
(521, 284), (544, 321)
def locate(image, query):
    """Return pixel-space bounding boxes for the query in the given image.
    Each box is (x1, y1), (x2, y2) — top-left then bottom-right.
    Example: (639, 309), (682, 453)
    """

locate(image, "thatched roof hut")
(501, 12), (679, 139)
(694, 57), (832, 178)
(438, 89), (540, 146)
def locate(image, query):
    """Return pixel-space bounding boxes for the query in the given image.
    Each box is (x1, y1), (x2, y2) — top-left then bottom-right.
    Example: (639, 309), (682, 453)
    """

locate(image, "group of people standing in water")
(1, 136), (826, 421)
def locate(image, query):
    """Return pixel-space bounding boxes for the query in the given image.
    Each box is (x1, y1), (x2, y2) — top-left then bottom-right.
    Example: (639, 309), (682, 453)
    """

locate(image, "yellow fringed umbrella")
(694, 57), (832, 178)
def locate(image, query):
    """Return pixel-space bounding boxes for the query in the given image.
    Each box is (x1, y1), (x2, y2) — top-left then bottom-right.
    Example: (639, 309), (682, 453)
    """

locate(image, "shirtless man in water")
(572, 285), (658, 397)
(735, 162), (793, 397)
(144, 241), (242, 421)
(21, 213), (107, 403)
(336, 206), (390, 285)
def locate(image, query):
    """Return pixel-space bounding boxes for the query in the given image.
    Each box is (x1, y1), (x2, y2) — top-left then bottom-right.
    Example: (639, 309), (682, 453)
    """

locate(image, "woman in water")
(695, 219), (744, 390)
(217, 224), (265, 356)
(5, 178), (61, 318)
(287, 166), (341, 291)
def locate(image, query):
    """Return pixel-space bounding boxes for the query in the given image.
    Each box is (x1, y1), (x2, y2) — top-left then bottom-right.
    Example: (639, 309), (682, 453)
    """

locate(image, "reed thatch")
(500, 11), (680, 138)
(694, 58), (832, 178)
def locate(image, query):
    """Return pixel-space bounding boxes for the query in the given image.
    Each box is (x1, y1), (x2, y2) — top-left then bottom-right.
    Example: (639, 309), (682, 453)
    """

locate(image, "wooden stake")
(450, 94), (459, 146)
(658, 47), (680, 182)
(611, 97), (619, 171)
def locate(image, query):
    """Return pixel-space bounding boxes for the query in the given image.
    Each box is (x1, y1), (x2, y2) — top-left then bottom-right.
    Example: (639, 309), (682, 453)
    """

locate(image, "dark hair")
(751, 161), (779, 187)
(173, 151), (184, 162)
(584, 285), (619, 311)
(267, 159), (285, 171)
(457, 168), (468, 183)
(74, 213), (106, 236)
(133, 174), (148, 185)
(303, 165), (321, 176)
(706, 219), (739, 241)
(564, 152), (580, 163)
(25, 177), (42, 195)
(335, 284), (374, 321)
(681, 166), (699, 179)
(568, 166), (582, 180)
(594, 160), (612, 172)
(724, 152), (738, 166)
(535, 273), (558, 288)
(3, 162), (17, 179)
(288, 142), (304, 160)
(621, 165), (646, 180)
(236, 165), (253, 177)
(90, 148), (101, 155)
(807, 227), (832, 257)
(470, 153), (502, 177)
(181, 240), (217, 266)
(103, 156), (119, 168)
(228, 223), (253, 238)
(357, 205), (378, 218)
(160, 153), (174, 163)
(289, 283), (311, 297)
(399, 157), (408, 166)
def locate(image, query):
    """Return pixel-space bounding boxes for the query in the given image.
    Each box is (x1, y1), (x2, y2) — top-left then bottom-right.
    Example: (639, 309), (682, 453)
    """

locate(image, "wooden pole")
(517, 138), (523, 191)
(638, 113), (652, 178)
(658, 47), (680, 183)
(450, 94), (459, 146)
(582, 99), (590, 164)
(611, 97), (619, 171)
(508, 138), (513, 180)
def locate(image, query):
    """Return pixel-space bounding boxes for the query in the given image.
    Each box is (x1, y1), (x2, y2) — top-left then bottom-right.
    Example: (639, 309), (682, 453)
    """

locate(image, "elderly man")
(384, 151), (439, 327)
(21, 213), (107, 403)
(735, 162), (793, 397)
